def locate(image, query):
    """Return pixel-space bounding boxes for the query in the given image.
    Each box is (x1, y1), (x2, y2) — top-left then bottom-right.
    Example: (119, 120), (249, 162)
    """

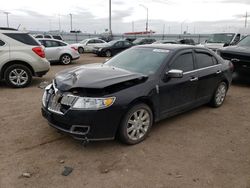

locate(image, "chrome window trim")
(183, 64), (221, 75)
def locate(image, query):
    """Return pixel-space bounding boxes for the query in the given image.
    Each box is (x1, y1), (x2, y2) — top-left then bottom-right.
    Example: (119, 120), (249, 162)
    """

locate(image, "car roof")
(0, 29), (28, 34)
(110, 39), (127, 42)
(134, 44), (207, 51)
(37, 38), (65, 42)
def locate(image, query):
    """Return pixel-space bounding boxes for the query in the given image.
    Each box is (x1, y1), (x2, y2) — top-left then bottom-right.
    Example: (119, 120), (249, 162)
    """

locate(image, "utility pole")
(109, 0), (112, 35)
(244, 11), (249, 28)
(69, 13), (73, 32)
(3, 12), (10, 27)
(162, 24), (165, 39)
(132, 21), (134, 32)
(58, 14), (61, 32)
(140, 4), (149, 32)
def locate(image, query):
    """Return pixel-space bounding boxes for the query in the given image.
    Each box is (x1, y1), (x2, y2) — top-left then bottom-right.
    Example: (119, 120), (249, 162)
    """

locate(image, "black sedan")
(217, 35), (250, 72)
(42, 44), (232, 145)
(93, 39), (133, 57)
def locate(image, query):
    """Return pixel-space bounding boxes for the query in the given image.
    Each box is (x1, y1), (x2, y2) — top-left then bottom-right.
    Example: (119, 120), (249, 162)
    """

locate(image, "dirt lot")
(0, 54), (250, 188)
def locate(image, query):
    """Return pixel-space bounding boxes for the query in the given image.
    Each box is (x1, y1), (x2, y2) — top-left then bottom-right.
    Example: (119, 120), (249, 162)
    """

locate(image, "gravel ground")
(0, 54), (250, 188)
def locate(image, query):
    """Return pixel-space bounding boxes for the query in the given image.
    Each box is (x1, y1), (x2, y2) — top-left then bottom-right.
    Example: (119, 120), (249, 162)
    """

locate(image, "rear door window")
(3, 33), (40, 46)
(59, 41), (67, 46)
(44, 40), (61, 47)
(170, 52), (194, 72)
(195, 52), (214, 69)
(0, 40), (5, 46)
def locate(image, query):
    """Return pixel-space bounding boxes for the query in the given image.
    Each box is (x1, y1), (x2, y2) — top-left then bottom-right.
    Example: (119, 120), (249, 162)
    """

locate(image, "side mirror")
(223, 43), (229, 47)
(166, 69), (183, 78)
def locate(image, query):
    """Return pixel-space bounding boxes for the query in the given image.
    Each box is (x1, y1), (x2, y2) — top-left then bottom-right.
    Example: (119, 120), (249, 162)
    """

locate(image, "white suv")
(0, 28), (50, 88)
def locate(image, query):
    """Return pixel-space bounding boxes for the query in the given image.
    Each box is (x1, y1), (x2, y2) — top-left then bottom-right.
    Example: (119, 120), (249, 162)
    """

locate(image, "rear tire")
(118, 103), (153, 145)
(4, 64), (32, 88)
(60, 54), (72, 65)
(210, 82), (228, 107)
(78, 47), (84, 54)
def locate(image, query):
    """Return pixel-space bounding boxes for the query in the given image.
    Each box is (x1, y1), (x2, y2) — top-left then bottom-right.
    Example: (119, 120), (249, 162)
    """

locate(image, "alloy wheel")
(127, 109), (150, 141)
(9, 68), (29, 86)
(61, 55), (71, 65)
(215, 84), (227, 106)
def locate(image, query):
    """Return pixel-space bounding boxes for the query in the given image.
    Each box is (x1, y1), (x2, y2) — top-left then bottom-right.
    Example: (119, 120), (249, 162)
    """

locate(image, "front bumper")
(41, 104), (123, 141)
(93, 49), (104, 56)
(35, 69), (49, 77)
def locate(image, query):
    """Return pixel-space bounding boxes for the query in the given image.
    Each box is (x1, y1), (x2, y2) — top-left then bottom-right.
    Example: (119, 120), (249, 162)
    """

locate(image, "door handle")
(190, 77), (198, 82)
(216, 70), (222, 74)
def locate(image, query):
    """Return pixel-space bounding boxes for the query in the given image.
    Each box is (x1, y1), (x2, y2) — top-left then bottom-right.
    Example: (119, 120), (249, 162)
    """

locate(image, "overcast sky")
(0, 0), (250, 34)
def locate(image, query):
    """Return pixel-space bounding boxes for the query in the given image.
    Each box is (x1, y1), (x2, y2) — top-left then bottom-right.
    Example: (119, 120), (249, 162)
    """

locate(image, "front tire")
(118, 103), (153, 145)
(210, 82), (228, 107)
(78, 47), (84, 54)
(60, 54), (72, 65)
(105, 50), (112, 57)
(4, 64), (32, 88)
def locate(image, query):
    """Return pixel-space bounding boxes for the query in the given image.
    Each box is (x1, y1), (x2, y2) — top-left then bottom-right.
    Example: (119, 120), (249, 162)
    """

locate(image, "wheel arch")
(60, 53), (72, 60)
(115, 96), (156, 139)
(1, 60), (35, 79)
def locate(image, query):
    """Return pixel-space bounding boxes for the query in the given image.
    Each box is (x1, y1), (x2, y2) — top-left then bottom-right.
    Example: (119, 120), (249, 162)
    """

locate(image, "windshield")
(133, 38), (143, 44)
(105, 48), (169, 75)
(207, 33), (235, 43)
(80, 39), (88, 44)
(107, 40), (118, 45)
(237, 36), (250, 47)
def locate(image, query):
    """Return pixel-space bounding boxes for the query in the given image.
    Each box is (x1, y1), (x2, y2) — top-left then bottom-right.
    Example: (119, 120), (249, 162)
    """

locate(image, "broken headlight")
(42, 84), (52, 107)
(72, 97), (115, 110)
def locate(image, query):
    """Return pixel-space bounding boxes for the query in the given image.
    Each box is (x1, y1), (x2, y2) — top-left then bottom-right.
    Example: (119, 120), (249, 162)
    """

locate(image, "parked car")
(0, 28), (50, 88)
(217, 35), (250, 72)
(93, 39), (133, 57)
(34, 34), (63, 41)
(154, 38), (195, 45)
(133, 38), (156, 45)
(38, 39), (80, 65)
(199, 33), (241, 51)
(41, 44), (232, 145)
(72, 38), (107, 54)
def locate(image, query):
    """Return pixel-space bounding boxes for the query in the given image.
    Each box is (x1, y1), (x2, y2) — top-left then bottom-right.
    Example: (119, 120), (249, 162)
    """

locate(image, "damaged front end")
(41, 68), (148, 142)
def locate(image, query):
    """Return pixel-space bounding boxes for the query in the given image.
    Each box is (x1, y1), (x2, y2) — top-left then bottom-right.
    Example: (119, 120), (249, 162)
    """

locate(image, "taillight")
(32, 46), (45, 58)
(71, 46), (78, 51)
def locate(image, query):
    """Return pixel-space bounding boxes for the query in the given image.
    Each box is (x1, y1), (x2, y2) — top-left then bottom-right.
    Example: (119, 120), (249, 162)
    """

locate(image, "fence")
(30, 31), (210, 44)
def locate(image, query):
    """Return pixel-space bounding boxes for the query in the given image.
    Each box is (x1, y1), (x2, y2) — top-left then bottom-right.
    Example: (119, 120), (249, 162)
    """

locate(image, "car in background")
(0, 28), (50, 88)
(132, 38), (156, 45)
(154, 38), (195, 45)
(217, 35), (250, 72)
(200, 33), (241, 51)
(38, 39), (80, 65)
(93, 39), (133, 57)
(34, 34), (63, 41)
(41, 44), (232, 145)
(71, 38), (107, 54)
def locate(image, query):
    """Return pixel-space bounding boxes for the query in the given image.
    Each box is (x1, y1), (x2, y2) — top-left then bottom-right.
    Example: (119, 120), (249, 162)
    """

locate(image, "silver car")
(0, 28), (50, 88)
(72, 38), (107, 53)
(38, 39), (80, 65)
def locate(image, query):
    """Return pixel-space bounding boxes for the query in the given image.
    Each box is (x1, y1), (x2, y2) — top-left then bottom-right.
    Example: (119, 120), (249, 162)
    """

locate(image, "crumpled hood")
(54, 63), (147, 91)
(220, 45), (250, 55)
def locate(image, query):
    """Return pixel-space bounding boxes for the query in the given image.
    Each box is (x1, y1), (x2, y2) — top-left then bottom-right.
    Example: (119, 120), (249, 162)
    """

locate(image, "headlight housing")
(42, 84), (52, 107)
(72, 97), (115, 110)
